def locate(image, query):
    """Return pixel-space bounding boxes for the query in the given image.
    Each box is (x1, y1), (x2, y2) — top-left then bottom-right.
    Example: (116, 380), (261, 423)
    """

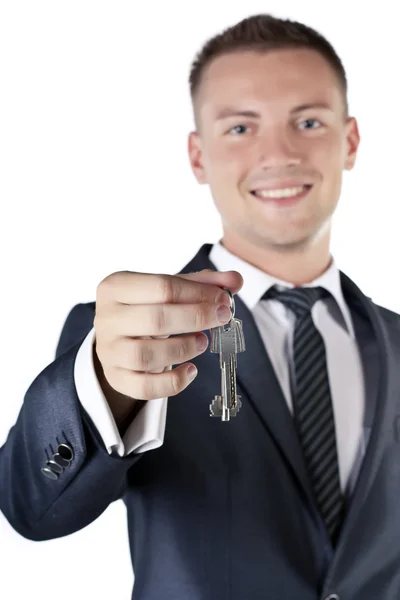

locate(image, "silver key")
(209, 290), (246, 421)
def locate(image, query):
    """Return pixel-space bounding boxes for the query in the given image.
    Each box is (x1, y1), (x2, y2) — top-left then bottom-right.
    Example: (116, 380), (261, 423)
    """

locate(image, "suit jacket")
(2, 242), (400, 600)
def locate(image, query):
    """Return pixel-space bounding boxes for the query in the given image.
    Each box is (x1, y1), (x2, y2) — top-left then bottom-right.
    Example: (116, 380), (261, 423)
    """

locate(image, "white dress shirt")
(74, 241), (365, 494)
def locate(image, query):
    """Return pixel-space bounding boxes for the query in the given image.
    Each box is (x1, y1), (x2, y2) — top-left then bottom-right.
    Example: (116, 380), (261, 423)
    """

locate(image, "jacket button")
(41, 467), (59, 480)
(52, 453), (70, 468)
(47, 460), (63, 474)
(325, 595), (340, 600)
(57, 443), (74, 462)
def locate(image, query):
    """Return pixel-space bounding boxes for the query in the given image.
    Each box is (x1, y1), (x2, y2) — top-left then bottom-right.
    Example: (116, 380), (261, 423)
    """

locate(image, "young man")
(2, 13), (399, 600)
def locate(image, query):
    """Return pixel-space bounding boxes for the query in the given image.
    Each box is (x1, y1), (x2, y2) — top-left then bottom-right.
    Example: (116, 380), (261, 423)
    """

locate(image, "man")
(1, 12), (399, 600)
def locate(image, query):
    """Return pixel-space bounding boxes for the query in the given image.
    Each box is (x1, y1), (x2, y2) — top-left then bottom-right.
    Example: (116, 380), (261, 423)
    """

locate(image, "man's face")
(188, 49), (360, 252)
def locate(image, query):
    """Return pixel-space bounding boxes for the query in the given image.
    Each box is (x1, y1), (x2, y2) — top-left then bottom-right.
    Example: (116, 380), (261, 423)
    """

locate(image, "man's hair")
(189, 14), (348, 127)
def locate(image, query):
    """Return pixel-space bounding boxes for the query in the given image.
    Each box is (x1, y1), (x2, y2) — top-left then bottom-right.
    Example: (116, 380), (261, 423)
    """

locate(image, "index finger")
(100, 269), (243, 305)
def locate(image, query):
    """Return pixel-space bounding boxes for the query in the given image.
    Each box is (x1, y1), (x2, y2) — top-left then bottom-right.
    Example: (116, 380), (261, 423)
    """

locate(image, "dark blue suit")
(2, 243), (400, 599)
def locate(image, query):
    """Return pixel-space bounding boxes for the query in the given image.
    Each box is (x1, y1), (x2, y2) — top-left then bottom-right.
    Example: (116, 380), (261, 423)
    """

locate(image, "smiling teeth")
(254, 186), (306, 199)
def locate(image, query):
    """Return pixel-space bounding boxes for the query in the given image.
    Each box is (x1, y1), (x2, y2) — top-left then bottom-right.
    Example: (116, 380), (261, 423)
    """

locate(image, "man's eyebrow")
(291, 103), (334, 113)
(214, 103), (334, 121)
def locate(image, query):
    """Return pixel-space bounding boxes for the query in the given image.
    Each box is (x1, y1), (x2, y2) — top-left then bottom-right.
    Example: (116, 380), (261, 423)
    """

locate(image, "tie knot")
(263, 285), (330, 318)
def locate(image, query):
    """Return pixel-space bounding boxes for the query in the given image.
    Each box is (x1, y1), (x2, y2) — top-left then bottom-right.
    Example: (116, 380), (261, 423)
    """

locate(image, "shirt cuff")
(74, 328), (168, 457)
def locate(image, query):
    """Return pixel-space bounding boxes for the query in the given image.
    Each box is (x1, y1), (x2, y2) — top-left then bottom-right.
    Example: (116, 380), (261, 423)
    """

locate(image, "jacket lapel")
(233, 287), (319, 503)
(325, 273), (400, 576)
(180, 244), (318, 506)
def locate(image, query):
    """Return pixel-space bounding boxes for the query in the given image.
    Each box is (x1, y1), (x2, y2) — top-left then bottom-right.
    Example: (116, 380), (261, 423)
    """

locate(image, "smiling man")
(2, 12), (400, 600)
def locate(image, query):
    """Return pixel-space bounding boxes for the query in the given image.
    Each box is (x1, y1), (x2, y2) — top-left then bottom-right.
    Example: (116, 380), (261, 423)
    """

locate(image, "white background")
(0, 1), (399, 598)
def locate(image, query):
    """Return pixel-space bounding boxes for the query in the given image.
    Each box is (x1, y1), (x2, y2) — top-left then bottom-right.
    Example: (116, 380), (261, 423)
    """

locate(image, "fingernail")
(196, 333), (208, 351)
(217, 291), (231, 306)
(217, 305), (231, 323)
(187, 365), (198, 380)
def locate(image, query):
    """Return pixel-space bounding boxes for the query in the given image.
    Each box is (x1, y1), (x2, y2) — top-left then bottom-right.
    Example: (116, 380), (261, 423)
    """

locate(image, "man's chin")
(259, 230), (317, 253)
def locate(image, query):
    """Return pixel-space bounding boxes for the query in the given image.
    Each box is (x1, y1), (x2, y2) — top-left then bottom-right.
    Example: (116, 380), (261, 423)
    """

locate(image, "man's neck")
(220, 232), (332, 286)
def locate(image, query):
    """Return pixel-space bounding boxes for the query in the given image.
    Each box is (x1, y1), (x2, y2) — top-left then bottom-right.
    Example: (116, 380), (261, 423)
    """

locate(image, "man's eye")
(228, 125), (249, 135)
(298, 119), (322, 130)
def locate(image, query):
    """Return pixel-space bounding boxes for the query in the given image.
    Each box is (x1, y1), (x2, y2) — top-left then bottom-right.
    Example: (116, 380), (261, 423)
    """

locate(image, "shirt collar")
(209, 240), (355, 339)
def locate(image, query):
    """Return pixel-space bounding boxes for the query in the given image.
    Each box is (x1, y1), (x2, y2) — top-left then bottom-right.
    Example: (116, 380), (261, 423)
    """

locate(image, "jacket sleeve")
(0, 302), (142, 542)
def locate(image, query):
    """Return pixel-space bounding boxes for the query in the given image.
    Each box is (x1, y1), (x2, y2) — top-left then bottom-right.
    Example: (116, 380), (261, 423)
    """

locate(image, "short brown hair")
(189, 14), (348, 127)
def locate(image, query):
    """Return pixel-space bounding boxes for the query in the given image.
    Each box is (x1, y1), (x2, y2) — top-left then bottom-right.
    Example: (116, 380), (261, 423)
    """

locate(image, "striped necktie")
(264, 285), (345, 546)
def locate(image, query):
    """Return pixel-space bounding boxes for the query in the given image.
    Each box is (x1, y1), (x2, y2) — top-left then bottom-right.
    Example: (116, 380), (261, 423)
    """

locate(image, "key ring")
(224, 289), (235, 319)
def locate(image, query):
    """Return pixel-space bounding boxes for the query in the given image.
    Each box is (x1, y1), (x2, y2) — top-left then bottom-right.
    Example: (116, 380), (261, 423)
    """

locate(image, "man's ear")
(188, 131), (207, 184)
(344, 116), (360, 171)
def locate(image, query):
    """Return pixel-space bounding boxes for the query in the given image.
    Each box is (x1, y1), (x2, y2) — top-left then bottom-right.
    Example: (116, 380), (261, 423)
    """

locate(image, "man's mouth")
(250, 184), (313, 200)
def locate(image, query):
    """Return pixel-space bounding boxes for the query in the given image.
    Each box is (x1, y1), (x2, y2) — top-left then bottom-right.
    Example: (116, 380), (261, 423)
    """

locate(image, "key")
(209, 290), (246, 421)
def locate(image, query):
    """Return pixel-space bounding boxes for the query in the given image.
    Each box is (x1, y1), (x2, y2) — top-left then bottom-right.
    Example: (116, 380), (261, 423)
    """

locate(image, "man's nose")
(257, 131), (303, 168)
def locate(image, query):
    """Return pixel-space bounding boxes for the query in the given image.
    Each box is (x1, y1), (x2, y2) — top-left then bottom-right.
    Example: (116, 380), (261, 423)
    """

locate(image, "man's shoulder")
(373, 300), (400, 326)
(84, 300), (96, 312)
